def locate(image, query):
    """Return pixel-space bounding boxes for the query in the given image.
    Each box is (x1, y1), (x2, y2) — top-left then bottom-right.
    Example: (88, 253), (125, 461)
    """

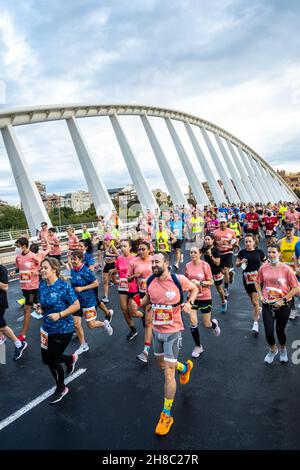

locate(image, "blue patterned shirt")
(39, 278), (77, 334)
(83, 252), (95, 268)
(70, 265), (97, 308)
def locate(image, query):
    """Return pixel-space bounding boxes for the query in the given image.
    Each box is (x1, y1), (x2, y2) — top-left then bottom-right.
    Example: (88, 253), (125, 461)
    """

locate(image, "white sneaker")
(252, 321), (259, 335)
(136, 350), (148, 363)
(103, 319), (113, 336)
(224, 288), (229, 298)
(279, 348), (288, 363)
(192, 345), (204, 357)
(101, 297), (109, 303)
(212, 319), (221, 336)
(289, 309), (297, 320)
(75, 343), (89, 355)
(264, 348), (278, 364)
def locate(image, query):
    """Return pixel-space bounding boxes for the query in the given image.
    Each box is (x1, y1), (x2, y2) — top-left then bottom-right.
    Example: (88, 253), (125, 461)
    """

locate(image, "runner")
(262, 210), (278, 246)
(189, 209), (204, 247)
(38, 221), (49, 241)
(278, 223), (299, 319)
(202, 233), (227, 313)
(111, 240), (140, 341)
(155, 219), (176, 254)
(101, 235), (119, 303)
(127, 240), (153, 356)
(185, 247), (221, 358)
(169, 213), (185, 270)
(131, 252), (198, 435)
(0, 259), (27, 360)
(214, 218), (237, 299)
(204, 210), (219, 234)
(228, 215), (242, 249)
(95, 217), (105, 269)
(236, 234), (266, 334)
(255, 243), (299, 364)
(81, 224), (92, 240)
(70, 250), (113, 355)
(48, 227), (61, 262)
(38, 257), (80, 404)
(10, 237), (41, 342)
(244, 206), (260, 246)
(284, 204), (300, 235)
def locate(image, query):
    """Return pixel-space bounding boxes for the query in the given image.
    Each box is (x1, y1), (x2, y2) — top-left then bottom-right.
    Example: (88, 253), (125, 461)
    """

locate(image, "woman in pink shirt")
(111, 240), (140, 340)
(255, 243), (299, 364)
(48, 227), (61, 262)
(185, 247), (221, 358)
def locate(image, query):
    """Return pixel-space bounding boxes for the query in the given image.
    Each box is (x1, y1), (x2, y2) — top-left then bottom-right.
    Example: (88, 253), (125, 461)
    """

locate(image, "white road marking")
(0, 368), (87, 432)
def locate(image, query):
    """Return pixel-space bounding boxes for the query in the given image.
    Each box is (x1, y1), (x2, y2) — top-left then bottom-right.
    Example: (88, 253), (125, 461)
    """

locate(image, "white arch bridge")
(0, 104), (296, 234)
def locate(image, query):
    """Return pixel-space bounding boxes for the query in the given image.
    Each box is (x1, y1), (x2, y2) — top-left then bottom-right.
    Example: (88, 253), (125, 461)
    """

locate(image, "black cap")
(285, 223), (294, 230)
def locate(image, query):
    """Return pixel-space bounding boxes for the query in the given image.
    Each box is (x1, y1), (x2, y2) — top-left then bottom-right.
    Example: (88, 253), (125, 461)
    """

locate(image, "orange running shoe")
(155, 412), (174, 435)
(179, 360), (194, 385)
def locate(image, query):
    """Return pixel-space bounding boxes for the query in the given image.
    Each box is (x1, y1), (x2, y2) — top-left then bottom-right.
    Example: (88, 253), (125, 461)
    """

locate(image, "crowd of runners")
(1, 200), (300, 435)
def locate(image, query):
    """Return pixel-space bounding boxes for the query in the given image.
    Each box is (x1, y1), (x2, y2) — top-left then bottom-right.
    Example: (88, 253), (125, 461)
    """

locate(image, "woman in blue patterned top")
(70, 251), (113, 356)
(39, 257), (80, 404)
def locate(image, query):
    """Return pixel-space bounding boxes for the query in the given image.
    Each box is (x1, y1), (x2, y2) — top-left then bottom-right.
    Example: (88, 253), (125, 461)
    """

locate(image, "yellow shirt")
(156, 230), (170, 252)
(280, 236), (299, 266)
(190, 217), (203, 234)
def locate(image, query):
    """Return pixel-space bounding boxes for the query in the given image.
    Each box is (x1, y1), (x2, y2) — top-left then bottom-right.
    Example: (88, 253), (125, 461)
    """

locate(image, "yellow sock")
(163, 397), (173, 416)
(176, 361), (186, 373)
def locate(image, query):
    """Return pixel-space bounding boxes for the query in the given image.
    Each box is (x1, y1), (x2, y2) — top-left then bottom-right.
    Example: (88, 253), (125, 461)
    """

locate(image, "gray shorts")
(152, 330), (182, 363)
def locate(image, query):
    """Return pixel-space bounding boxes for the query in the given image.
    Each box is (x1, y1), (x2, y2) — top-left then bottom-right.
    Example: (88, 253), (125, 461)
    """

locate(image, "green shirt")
(82, 231), (92, 240)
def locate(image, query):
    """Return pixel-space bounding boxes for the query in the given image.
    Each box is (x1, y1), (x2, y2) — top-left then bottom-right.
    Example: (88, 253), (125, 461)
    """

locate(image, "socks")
(144, 342), (151, 354)
(130, 326), (136, 332)
(14, 340), (22, 348)
(176, 361), (187, 374)
(211, 320), (217, 329)
(224, 282), (229, 289)
(163, 397), (174, 416)
(191, 326), (200, 346)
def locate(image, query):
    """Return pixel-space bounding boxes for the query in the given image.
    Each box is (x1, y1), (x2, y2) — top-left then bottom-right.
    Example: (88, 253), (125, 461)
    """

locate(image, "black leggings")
(41, 333), (73, 390)
(262, 304), (290, 347)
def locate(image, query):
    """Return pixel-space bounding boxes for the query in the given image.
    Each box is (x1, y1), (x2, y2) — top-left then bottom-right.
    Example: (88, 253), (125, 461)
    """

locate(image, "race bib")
(158, 243), (167, 251)
(138, 278), (147, 293)
(20, 271), (31, 283)
(247, 222), (253, 229)
(265, 287), (283, 303)
(266, 230), (273, 236)
(119, 278), (129, 292)
(40, 328), (49, 350)
(152, 304), (173, 325)
(213, 272), (224, 282)
(82, 306), (97, 322)
(243, 271), (258, 285)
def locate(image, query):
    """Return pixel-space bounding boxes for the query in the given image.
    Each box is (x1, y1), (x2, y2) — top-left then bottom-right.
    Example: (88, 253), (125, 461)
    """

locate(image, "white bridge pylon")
(0, 104), (296, 235)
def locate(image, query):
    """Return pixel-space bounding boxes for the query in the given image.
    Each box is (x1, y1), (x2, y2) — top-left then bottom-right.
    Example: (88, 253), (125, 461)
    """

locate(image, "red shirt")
(245, 212), (259, 230)
(263, 216), (277, 231)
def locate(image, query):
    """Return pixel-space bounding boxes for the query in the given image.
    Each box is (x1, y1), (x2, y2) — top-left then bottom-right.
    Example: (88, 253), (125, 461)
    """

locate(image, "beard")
(152, 267), (164, 277)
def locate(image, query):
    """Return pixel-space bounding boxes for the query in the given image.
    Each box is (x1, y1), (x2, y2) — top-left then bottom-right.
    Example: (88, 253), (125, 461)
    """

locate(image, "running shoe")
(66, 353), (78, 375)
(179, 360), (194, 385)
(49, 386), (69, 405)
(289, 310), (297, 320)
(127, 329), (138, 341)
(279, 348), (288, 363)
(103, 319), (113, 336)
(212, 319), (221, 336)
(105, 309), (114, 323)
(13, 341), (27, 361)
(136, 350), (148, 363)
(16, 297), (25, 306)
(252, 321), (259, 335)
(221, 300), (227, 313)
(172, 264), (179, 271)
(101, 297), (109, 303)
(264, 348), (278, 364)
(75, 343), (89, 355)
(191, 345), (203, 358)
(155, 412), (174, 436)
(109, 281), (114, 287)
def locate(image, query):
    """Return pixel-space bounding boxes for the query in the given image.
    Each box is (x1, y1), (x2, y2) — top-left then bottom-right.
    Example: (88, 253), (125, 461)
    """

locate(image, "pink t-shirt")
(206, 218), (219, 233)
(68, 235), (79, 251)
(256, 262), (299, 301)
(185, 260), (212, 300)
(147, 274), (195, 333)
(39, 228), (48, 240)
(16, 251), (40, 290)
(48, 234), (61, 256)
(127, 256), (153, 293)
(285, 211), (300, 226)
(214, 228), (236, 253)
(115, 255), (138, 293)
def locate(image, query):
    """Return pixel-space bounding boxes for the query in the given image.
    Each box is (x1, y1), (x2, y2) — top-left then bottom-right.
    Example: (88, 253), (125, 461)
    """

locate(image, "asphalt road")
(1, 246), (300, 451)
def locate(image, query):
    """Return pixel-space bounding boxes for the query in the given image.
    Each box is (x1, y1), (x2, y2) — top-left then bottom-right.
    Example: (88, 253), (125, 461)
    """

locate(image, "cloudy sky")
(0, 0), (300, 205)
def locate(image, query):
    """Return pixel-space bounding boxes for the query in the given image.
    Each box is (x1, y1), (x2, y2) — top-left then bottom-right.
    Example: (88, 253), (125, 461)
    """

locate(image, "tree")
(0, 205), (27, 230)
